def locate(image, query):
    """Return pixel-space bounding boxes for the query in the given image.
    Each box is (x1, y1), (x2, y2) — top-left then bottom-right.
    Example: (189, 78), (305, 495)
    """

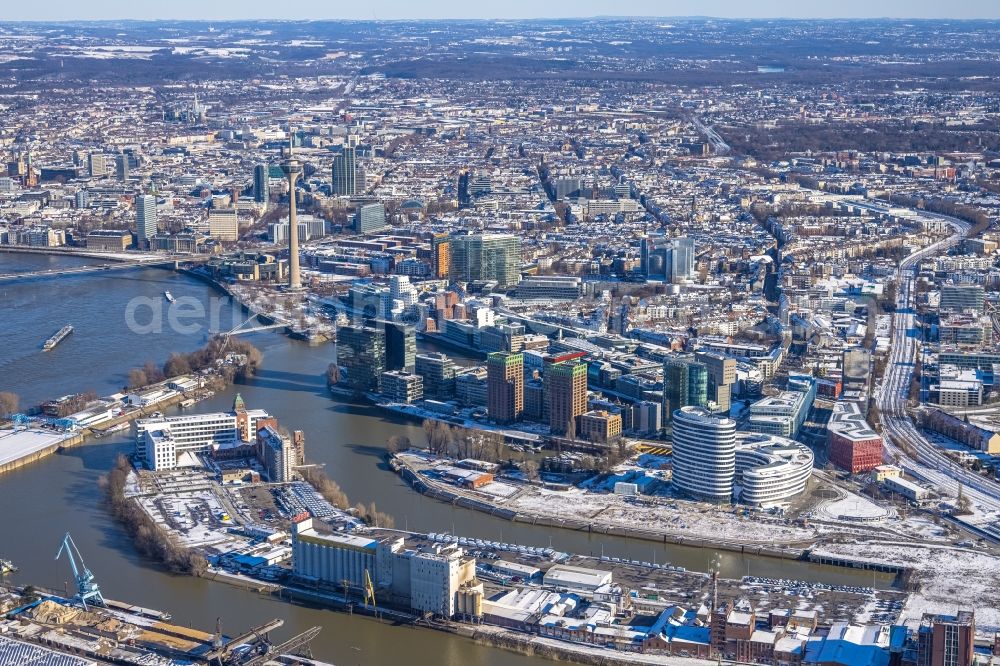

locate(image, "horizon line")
(3, 15), (999, 23)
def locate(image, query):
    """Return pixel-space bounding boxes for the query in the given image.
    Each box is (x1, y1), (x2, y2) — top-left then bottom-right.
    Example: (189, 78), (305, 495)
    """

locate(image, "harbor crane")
(363, 569), (377, 612)
(55, 532), (105, 610)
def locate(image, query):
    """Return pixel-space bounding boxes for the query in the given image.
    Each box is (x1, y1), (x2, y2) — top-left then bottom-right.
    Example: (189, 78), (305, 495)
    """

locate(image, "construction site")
(0, 533), (324, 666)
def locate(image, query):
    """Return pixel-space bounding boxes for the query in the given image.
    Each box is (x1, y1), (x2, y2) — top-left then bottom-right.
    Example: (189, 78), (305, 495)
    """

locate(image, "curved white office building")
(671, 406), (737, 503)
(734, 434), (814, 507)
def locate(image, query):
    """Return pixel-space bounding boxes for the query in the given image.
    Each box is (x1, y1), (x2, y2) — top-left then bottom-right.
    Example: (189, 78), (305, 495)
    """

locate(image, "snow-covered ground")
(477, 481), (520, 499)
(813, 540), (1000, 633)
(816, 490), (894, 523)
(510, 488), (817, 545)
(136, 490), (243, 552)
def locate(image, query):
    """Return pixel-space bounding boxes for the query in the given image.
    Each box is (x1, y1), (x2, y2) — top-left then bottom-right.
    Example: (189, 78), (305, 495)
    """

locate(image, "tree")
(423, 419), (453, 455)
(163, 353), (192, 378)
(0, 392), (19, 419)
(300, 467), (350, 509)
(955, 483), (972, 516)
(128, 368), (148, 389)
(485, 430), (505, 462)
(565, 418), (577, 442)
(143, 360), (165, 385)
(523, 459), (540, 481)
(387, 435), (410, 454)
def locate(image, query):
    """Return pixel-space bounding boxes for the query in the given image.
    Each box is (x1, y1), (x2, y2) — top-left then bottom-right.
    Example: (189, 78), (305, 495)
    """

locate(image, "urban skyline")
(1, 13), (999, 666)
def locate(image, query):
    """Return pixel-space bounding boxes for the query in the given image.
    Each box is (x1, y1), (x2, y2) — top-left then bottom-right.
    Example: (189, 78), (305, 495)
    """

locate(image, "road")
(691, 117), (731, 154)
(876, 214), (1000, 532)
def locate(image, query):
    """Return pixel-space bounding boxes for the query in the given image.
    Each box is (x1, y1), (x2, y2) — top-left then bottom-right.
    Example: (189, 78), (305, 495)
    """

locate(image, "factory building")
(542, 564), (613, 594)
(292, 520), (477, 618)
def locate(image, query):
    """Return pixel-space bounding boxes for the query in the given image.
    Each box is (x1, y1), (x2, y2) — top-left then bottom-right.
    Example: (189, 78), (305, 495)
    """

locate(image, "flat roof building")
(542, 564), (612, 593)
(827, 401), (883, 474)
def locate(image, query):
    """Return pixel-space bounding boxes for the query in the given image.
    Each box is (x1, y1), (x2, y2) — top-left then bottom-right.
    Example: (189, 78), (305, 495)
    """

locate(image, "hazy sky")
(5, 0), (998, 21)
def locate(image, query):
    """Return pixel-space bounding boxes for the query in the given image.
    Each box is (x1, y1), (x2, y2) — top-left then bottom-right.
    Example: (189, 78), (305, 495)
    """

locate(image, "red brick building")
(827, 401), (883, 474)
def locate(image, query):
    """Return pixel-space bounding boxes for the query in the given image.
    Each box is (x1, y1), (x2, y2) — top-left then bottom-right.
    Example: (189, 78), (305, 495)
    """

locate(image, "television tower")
(279, 135), (304, 291)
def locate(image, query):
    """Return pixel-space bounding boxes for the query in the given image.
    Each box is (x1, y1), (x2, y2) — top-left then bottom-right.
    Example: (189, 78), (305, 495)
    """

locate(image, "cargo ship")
(164, 290), (176, 303)
(43, 325), (73, 351)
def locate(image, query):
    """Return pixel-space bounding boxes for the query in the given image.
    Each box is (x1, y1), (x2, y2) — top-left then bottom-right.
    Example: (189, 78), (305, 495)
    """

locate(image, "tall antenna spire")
(279, 126), (304, 292)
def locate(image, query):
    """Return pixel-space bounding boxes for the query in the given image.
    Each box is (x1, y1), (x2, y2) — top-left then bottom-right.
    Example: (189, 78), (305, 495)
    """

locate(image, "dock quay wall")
(0, 432), (82, 475)
(393, 456), (806, 561)
(0, 390), (189, 477)
(804, 551), (905, 574)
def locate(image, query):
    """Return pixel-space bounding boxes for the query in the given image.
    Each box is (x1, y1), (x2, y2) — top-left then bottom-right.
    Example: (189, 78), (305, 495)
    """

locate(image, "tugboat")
(164, 291), (176, 303)
(0, 559), (17, 575)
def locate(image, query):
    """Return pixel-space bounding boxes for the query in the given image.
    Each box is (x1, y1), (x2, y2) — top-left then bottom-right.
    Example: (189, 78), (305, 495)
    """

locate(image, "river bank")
(0, 251), (904, 666)
(391, 452), (814, 560)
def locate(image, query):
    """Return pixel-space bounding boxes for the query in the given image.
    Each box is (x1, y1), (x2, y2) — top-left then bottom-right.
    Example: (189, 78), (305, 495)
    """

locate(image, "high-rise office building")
(88, 153), (109, 178)
(663, 354), (708, 422)
(415, 352), (457, 401)
(670, 237), (695, 283)
(487, 352), (524, 424)
(432, 233), (451, 279)
(671, 406), (737, 503)
(337, 324), (386, 393)
(115, 153), (129, 182)
(842, 347), (872, 389)
(135, 194), (157, 249)
(382, 321), (416, 373)
(640, 235), (695, 283)
(554, 176), (582, 201)
(354, 202), (387, 234)
(208, 209), (239, 241)
(253, 164), (269, 204)
(547, 358), (588, 436)
(640, 235), (671, 280)
(450, 234), (521, 288)
(331, 146), (358, 196)
(695, 350), (736, 413)
(917, 611), (975, 666)
(940, 284), (985, 314)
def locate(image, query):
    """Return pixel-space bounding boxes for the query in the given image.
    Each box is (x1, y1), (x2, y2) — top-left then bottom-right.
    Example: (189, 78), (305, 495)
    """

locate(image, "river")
(0, 252), (892, 665)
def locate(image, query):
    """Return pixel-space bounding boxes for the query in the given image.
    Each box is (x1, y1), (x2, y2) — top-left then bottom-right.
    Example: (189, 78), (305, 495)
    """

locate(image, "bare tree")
(128, 368), (148, 389)
(955, 483), (972, 516)
(163, 353), (192, 378)
(0, 392), (19, 419)
(387, 435), (410, 454)
(523, 459), (540, 481)
(566, 417), (577, 442)
(486, 430), (505, 462)
(143, 360), (165, 385)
